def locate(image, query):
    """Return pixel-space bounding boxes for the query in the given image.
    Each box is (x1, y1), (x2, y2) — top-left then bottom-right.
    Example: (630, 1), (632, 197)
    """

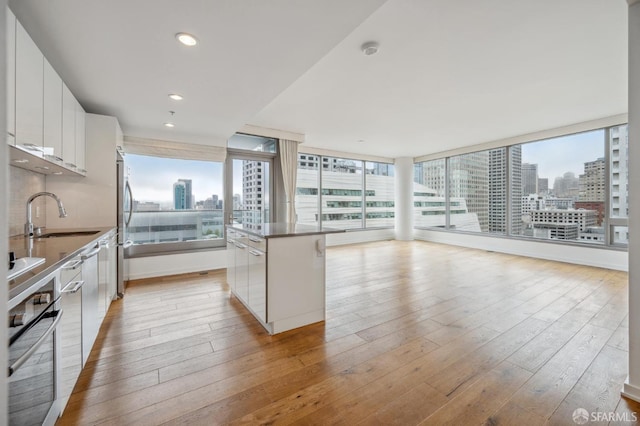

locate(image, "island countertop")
(226, 222), (345, 239)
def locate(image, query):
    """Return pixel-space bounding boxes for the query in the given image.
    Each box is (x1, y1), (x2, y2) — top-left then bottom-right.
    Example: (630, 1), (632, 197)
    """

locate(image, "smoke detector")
(361, 41), (379, 56)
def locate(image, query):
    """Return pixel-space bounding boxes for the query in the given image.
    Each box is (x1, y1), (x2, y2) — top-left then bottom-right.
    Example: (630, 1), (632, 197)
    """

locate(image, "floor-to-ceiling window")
(414, 123), (628, 248)
(296, 153), (395, 230)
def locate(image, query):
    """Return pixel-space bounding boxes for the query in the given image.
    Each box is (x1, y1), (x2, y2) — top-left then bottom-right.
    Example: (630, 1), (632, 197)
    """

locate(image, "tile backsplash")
(9, 166), (46, 237)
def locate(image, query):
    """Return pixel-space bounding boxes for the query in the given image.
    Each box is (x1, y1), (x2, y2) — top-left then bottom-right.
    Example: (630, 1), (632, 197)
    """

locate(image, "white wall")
(127, 249), (227, 280)
(624, 0), (640, 403)
(1, 1), (9, 421)
(327, 229), (394, 246)
(46, 114), (120, 229)
(415, 229), (628, 272)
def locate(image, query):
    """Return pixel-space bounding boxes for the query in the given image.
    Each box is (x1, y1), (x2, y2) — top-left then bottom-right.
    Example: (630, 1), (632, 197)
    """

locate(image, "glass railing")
(126, 209), (225, 244)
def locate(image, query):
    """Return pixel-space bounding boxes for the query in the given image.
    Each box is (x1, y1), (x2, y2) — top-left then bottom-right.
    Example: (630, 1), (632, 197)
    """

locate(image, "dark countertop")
(8, 227), (116, 306)
(227, 222), (345, 239)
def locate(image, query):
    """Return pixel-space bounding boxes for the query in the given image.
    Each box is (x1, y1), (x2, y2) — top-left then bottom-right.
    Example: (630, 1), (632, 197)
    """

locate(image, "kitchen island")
(226, 223), (344, 334)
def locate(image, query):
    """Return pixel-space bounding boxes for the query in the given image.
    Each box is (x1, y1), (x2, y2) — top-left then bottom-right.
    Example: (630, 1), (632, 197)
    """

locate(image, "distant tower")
(173, 181), (186, 210)
(521, 163), (538, 195)
(178, 179), (193, 209)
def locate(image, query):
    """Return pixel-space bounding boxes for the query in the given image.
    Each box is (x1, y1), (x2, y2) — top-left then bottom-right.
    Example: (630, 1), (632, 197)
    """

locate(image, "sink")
(37, 230), (100, 238)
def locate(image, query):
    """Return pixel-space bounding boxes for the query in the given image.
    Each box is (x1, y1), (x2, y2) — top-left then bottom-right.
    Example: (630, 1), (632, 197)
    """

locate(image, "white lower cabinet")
(226, 227), (326, 334)
(57, 231), (117, 415)
(248, 245), (267, 323)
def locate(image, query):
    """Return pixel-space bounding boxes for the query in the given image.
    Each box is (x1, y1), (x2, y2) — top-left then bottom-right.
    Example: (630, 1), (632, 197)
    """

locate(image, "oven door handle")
(8, 309), (63, 377)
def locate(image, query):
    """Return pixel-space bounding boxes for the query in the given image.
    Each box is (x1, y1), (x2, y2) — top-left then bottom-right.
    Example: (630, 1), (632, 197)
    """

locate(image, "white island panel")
(267, 234), (326, 333)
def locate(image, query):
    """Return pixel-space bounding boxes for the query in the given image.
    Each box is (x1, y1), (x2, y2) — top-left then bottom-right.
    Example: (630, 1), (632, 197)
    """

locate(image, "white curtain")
(279, 139), (299, 223)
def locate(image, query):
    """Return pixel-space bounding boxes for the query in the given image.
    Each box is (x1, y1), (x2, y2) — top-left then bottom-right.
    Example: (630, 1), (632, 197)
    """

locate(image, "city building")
(530, 209), (597, 234)
(610, 125), (629, 218)
(538, 178), (549, 195)
(488, 147), (522, 234)
(242, 160), (267, 229)
(178, 179), (194, 209)
(173, 181), (187, 210)
(574, 201), (604, 226)
(553, 172), (580, 198)
(133, 200), (160, 212)
(522, 163), (538, 196)
(449, 152), (489, 231)
(578, 157), (605, 202)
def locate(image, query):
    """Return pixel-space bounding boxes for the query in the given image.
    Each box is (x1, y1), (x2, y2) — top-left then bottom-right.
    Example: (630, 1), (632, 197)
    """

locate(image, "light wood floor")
(57, 240), (639, 425)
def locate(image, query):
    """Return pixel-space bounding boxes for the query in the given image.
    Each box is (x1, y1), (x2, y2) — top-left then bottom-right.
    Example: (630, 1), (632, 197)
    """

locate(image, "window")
(321, 157), (364, 229)
(448, 149), (506, 234)
(296, 153), (395, 230)
(227, 133), (277, 153)
(413, 159), (446, 228)
(414, 124), (627, 249)
(365, 162), (395, 228)
(514, 129), (605, 244)
(125, 154), (225, 251)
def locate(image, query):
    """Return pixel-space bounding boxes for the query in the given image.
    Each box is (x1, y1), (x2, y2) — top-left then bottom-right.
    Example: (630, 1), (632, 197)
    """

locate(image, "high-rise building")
(509, 146), (522, 235)
(522, 163), (538, 195)
(610, 125), (628, 219)
(242, 161), (267, 229)
(579, 157), (605, 202)
(553, 172), (580, 198)
(538, 178), (549, 195)
(449, 152), (489, 231)
(177, 179), (194, 209)
(173, 181), (186, 210)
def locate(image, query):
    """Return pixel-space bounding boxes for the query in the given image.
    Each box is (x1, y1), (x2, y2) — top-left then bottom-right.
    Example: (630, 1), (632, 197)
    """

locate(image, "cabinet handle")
(234, 242), (247, 249)
(249, 249), (263, 256)
(61, 259), (83, 270)
(248, 237), (263, 243)
(22, 143), (43, 152)
(65, 162), (77, 169)
(45, 154), (63, 162)
(81, 247), (101, 260)
(62, 280), (85, 294)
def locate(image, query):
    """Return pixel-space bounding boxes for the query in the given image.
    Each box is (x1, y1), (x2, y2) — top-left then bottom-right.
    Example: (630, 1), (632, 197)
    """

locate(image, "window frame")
(413, 123), (628, 250)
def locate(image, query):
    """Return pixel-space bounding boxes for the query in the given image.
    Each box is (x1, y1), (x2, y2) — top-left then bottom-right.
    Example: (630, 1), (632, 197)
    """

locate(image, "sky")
(126, 155), (268, 207)
(126, 154), (224, 205)
(521, 129), (605, 181)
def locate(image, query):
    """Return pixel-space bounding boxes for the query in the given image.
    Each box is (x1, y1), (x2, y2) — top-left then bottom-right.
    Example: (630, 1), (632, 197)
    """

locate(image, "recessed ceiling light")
(35, 166), (50, 171)
(176, 33), (198, 46)
(164, 122), (175, 128)
(168, 94), (183, 101)
(361, 41), (379, 56)
(13, 159), (29, 164)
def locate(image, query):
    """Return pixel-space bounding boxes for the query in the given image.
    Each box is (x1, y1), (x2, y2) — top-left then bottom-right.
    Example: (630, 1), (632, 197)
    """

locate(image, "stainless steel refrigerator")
(116, 152), (133, 296)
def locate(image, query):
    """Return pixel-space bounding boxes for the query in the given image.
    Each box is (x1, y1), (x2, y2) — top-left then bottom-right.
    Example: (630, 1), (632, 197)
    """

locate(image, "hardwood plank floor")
(57, 240), (635, 425)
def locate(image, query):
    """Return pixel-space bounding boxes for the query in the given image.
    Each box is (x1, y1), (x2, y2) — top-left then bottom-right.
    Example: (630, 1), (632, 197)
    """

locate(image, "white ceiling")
(10, 0), (628, 158)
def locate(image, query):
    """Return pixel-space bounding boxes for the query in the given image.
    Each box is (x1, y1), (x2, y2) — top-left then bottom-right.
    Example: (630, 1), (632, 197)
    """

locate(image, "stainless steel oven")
(8, 272), (62, 426)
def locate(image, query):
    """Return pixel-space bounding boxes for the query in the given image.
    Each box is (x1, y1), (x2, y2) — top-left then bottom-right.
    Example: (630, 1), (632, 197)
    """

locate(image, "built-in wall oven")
(7, 271), (62, 426)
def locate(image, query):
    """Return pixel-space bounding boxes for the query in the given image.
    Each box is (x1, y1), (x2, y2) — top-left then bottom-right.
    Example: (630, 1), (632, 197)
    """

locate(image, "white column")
(623, 0), (640, 403)
(394, 157), (414, 240)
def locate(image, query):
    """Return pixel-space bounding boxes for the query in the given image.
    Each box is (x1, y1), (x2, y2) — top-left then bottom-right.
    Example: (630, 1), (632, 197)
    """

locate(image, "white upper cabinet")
(75, 98), (86, 173)
(9, 10), (87, 175)
(6, 7), (16, 145)
(43, 58), (63, 162)
(15, 19), (43, 153)
(62, 82), (76, 169)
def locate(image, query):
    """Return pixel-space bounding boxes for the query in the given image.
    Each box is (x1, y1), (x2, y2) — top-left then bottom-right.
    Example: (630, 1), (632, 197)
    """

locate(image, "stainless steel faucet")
(25, 192), (67, 237)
